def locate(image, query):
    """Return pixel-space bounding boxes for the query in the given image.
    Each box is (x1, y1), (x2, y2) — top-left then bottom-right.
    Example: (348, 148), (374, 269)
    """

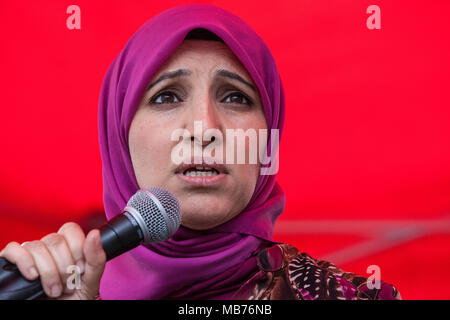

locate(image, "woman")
(0, 4), (400, 300)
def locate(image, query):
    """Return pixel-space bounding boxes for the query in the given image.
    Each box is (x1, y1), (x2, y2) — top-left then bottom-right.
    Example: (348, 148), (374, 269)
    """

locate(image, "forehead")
(155, 40), (250, 77)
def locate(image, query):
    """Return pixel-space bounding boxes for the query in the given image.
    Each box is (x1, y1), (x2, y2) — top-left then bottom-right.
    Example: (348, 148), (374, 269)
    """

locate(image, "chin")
(180, 214), (226, 230)
(178, 195), (235, 230)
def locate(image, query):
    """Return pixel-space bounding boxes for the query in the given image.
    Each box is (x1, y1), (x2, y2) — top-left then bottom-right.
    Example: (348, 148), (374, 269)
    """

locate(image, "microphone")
(0, 187), (182, 300)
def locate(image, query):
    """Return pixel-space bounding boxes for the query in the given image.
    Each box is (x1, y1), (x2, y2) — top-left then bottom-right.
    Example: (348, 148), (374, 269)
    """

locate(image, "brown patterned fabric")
(231, 244), (401, 300)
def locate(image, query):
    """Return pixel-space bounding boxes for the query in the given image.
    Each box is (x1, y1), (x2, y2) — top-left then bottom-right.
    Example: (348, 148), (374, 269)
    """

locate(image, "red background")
(1, 1), (449, 299)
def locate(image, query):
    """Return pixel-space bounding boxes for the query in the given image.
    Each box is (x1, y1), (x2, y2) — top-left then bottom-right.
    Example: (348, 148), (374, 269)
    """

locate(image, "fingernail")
(28, 267), (38, 278)
(51, 284), (62, 297)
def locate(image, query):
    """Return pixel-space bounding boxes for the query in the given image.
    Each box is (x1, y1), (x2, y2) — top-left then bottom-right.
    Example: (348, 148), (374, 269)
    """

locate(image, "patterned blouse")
(230, 243), (401, 300)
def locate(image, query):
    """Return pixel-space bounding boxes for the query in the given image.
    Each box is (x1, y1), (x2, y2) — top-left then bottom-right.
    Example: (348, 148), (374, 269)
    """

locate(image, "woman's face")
(128, 39), (267, 230)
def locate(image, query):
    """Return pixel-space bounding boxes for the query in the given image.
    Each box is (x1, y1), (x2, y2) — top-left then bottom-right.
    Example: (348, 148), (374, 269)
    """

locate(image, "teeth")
(194, 166), (213, 171)
(184, 170), (219, 177)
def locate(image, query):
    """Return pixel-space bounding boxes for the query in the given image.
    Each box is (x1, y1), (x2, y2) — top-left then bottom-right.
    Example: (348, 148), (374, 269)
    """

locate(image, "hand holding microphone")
(0, 187), (181, 300)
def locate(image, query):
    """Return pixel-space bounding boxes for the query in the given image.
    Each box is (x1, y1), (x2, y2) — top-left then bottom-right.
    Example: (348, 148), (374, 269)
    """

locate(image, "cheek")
(233, 163), (260, 199)
(226, 109), (266, 185)
(128, 118), (173, 187)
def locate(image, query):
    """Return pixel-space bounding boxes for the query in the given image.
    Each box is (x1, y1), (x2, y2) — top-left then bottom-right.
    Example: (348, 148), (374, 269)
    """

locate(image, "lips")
(183, 166), (220, 177)
(175, 158), (229, 187)
(175, 159), (229, 176)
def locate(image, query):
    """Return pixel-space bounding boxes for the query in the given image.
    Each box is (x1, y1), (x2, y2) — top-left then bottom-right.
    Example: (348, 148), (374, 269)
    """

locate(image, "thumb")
(80, 229), (106, 299)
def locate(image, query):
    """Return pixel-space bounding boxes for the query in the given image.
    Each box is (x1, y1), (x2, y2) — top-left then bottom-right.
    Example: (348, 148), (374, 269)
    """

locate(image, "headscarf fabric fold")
(98, 3), (286, 299)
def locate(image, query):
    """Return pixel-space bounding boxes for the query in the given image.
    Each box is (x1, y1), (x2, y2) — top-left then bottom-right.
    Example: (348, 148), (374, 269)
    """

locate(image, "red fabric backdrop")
(1, 0), (449, 299)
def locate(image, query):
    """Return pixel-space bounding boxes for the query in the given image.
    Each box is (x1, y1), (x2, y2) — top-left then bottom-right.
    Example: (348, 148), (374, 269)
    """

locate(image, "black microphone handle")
(0, 212), (144, 300)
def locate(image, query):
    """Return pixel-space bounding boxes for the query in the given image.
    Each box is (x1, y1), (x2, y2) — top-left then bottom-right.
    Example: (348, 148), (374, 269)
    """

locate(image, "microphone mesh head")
(126, 187), (181, 243)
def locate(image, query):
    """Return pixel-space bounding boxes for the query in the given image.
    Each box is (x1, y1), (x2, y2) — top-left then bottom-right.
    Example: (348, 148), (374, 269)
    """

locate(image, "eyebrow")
(214, 69), (256, 92)
(145, 68), (256, 92)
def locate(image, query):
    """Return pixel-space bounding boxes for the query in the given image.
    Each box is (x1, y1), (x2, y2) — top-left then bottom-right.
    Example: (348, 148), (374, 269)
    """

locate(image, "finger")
(23, 241), (63, 298)
(0, 242), (39, 280)
(40, 233), (76, 294)
(57, 222), (86, 272)
(80, 229), (106, 299)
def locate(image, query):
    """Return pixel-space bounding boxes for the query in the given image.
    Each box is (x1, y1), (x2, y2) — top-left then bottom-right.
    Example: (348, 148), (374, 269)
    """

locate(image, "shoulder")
(255, 243), (401, 300)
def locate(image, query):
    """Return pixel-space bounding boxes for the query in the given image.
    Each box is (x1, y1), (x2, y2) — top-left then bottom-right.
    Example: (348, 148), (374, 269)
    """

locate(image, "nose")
(184, 93), (222, 146)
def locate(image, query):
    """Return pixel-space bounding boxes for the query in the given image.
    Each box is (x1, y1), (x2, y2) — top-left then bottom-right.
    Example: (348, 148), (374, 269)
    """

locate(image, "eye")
(149, 90), (181, 105)
(223, 92), (253, 106)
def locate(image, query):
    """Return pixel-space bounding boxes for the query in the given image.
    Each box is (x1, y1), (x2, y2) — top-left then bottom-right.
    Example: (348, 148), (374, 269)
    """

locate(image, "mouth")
(182, 166), (220, 177)
(175, 160), (228, 186)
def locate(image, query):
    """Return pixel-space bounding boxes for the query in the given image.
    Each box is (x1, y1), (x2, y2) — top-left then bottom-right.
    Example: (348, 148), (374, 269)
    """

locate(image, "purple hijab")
(98, 4), (286, 299)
